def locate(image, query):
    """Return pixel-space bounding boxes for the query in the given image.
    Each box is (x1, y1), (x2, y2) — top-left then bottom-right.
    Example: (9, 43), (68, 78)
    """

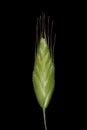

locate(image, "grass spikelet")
(32, 13), (56, 130)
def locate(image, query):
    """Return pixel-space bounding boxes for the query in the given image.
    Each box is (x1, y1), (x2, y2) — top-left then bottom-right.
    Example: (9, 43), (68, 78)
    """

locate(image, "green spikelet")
(32, 13), (56, 130)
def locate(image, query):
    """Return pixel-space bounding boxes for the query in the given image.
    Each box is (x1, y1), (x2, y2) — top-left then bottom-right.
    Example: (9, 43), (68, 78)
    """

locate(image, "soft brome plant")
(32, 13), (56, 130)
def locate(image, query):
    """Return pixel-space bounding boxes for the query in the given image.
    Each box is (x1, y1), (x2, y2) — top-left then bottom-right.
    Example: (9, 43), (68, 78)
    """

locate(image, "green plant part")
(32, 13), (56, 130)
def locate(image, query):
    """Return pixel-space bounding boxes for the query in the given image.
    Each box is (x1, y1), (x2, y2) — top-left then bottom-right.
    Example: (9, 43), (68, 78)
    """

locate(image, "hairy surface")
(33, 37), (55, 108)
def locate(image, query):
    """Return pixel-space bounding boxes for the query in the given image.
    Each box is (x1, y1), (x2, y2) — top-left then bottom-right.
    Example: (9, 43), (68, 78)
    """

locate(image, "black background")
(2, 1), (81, 129)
